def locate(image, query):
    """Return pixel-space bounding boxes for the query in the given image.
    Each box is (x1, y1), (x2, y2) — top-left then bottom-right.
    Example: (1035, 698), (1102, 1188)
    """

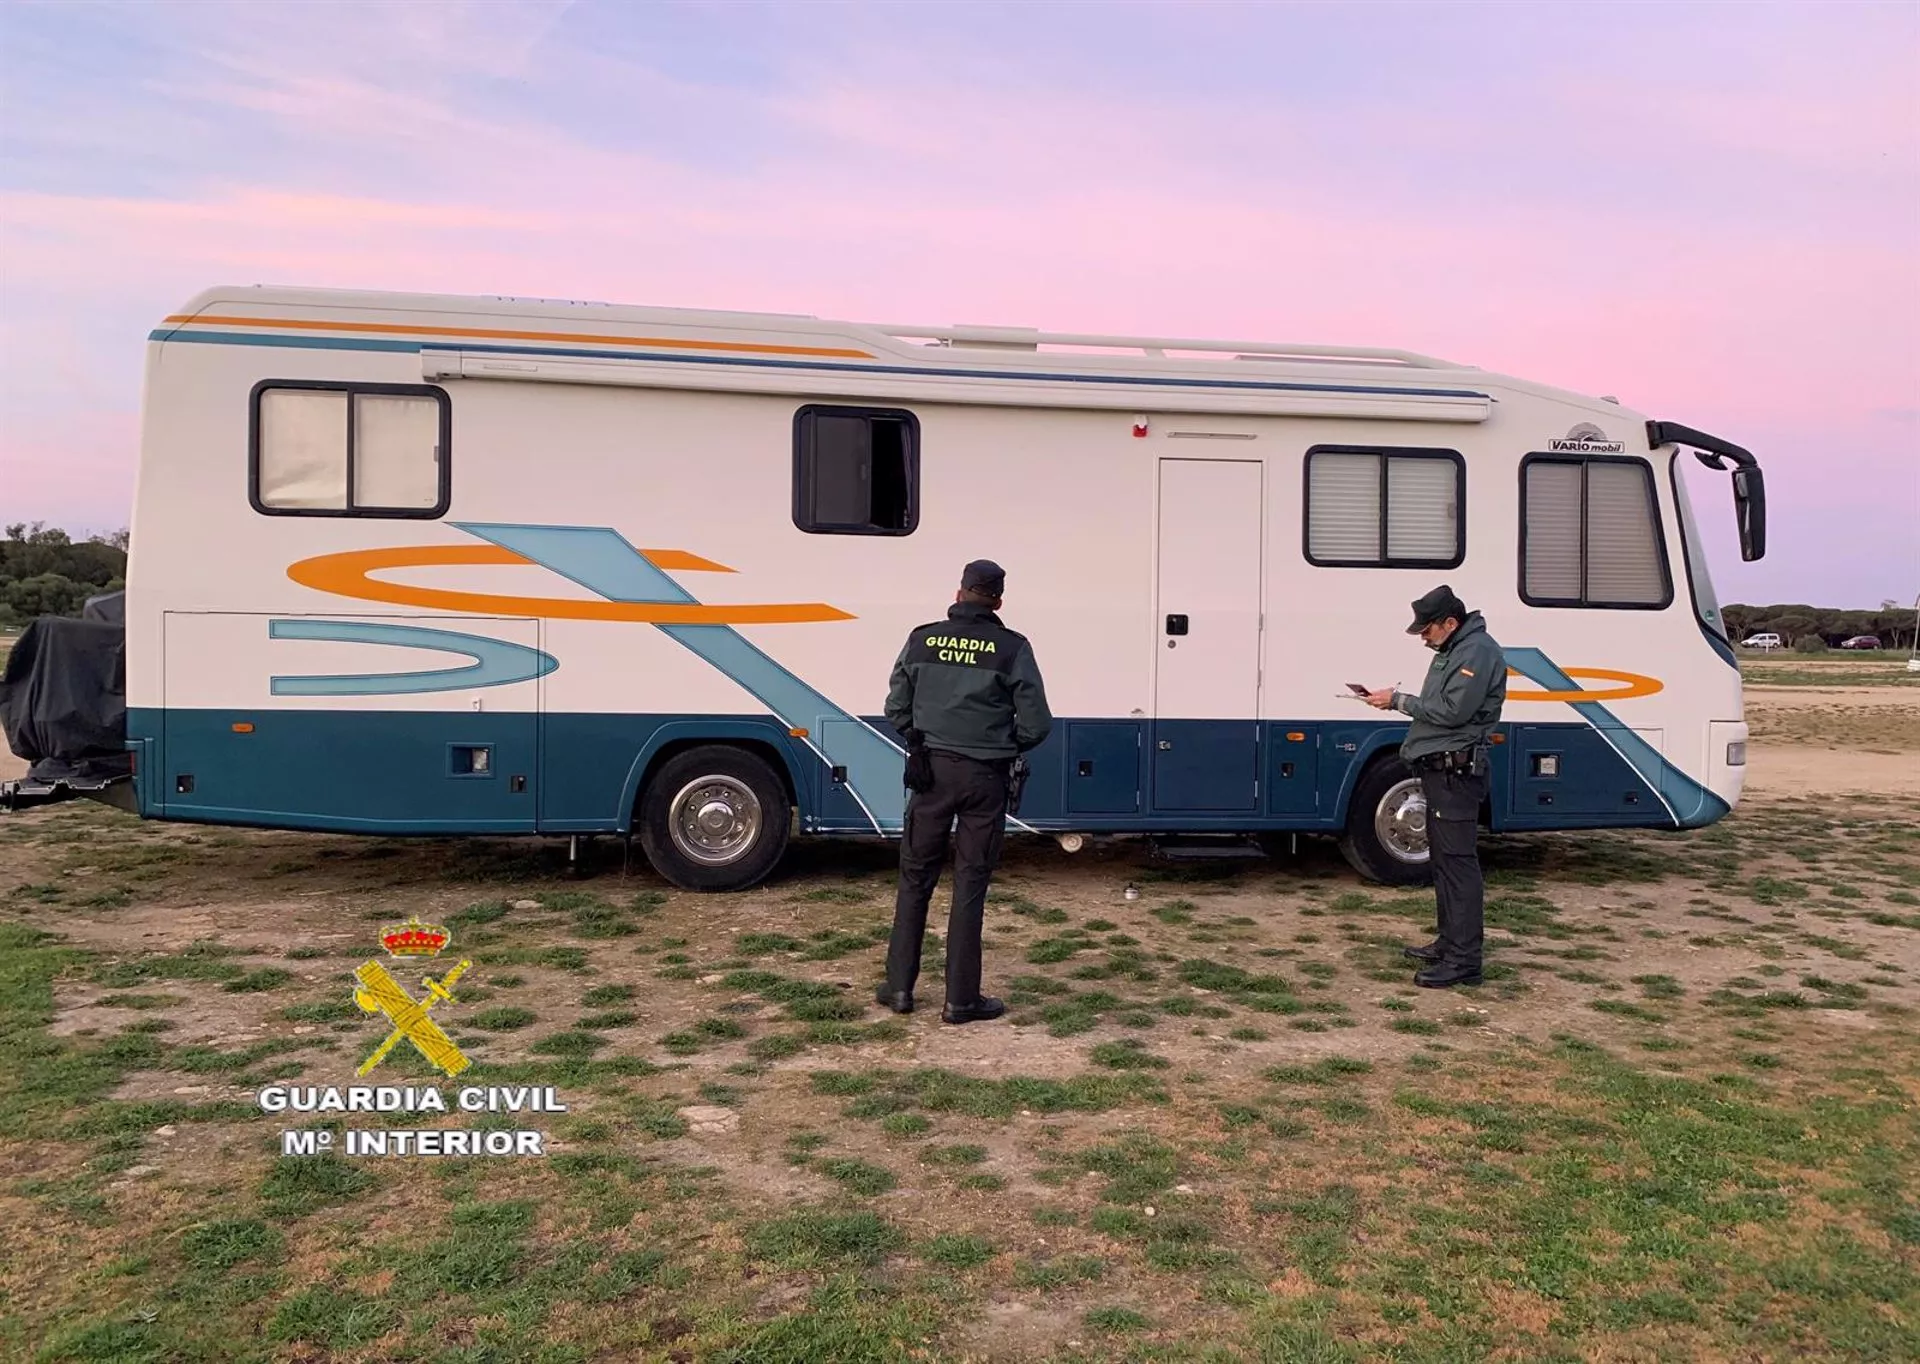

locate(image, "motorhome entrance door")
(1152, 458), (1263, 811)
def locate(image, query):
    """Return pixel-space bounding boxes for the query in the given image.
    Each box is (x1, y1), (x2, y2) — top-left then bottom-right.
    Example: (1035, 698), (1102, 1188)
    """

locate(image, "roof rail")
(866, 322), (1461, 369)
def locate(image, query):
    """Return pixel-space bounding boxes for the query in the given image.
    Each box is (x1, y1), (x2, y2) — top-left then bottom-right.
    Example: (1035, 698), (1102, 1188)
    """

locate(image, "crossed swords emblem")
(353, 957), (474, 1078)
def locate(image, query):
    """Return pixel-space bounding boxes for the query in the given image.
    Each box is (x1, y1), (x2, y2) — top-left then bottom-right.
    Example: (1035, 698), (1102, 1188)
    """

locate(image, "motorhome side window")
(792, 404), (919, 535)
(1520, 454), (1672, 608)
(1303, 446), (1463, 568)
(250, 382), (450, 517)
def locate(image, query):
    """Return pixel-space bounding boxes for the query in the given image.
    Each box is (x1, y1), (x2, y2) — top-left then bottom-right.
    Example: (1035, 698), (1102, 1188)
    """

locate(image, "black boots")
(1414, 962), (1482, 989)
(941, 995), (1007, 1025)
(875, 988), (1011, 1021)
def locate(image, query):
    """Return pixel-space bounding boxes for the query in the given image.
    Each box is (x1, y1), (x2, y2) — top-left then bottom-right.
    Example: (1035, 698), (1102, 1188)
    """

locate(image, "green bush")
(1, 523), (128, 630)
(1791, 635), (1828, 654)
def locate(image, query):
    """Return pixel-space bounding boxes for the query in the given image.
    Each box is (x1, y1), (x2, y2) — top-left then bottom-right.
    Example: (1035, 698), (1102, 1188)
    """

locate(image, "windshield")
(1671, 457), (1727, 644)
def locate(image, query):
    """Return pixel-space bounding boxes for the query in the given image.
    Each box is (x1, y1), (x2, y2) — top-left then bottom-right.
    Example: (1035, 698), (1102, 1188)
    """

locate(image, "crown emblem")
(379, 914), (451, 958)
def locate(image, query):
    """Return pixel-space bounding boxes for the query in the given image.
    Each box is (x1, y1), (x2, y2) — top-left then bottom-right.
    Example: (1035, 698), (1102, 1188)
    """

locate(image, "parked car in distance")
(1741, 632), (1783, 650)
(1839, 635), (1882, 650)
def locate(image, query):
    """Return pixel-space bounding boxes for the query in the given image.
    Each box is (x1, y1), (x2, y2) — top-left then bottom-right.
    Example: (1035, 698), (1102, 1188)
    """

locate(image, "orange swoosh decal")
(164, 314), (875, 359)
(288, 546), (855, 624)
(1506, 667), (1663, 702)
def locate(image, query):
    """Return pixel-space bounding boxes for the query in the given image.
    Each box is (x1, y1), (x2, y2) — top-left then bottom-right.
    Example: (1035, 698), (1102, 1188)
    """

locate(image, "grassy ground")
(1738, 653), (1918, 688)
(2, 707), (1918, 1360)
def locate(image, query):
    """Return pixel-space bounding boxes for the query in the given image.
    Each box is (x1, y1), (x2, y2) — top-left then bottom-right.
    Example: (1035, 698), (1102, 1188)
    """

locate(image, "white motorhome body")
(86, 286), (1765, 888)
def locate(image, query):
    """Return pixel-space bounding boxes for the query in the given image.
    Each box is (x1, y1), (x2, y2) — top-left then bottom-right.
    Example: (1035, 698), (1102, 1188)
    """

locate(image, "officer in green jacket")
(877, 559), (1053, 1024)
(1363, 585), (1506, 988)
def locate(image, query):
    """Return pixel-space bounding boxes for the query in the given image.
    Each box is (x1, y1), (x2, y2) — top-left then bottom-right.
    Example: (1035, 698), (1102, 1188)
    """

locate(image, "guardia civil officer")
(1362, 585), (1506, 988)
(876, 559), (1052, 1024)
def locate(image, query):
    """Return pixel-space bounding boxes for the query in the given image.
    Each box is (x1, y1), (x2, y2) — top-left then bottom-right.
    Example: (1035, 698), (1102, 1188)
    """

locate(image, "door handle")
(1165, 614), (1189, 636)
(1158, 740), (1172, 751)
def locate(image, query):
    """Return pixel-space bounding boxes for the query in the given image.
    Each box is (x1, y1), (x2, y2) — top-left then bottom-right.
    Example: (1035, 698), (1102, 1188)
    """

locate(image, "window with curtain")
(1521, 455), (1670, 607)
(253, 383), (449, 517)
(1304, 447), (1463, 568)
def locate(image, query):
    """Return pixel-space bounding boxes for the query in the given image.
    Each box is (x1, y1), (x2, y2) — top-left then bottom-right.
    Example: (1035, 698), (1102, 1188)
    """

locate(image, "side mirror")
(1647, 421), (1767, 563)
(1732, 466), (1766, 561)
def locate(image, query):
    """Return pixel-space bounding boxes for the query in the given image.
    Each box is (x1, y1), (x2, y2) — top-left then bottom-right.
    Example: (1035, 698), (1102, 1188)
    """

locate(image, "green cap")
(961, 559), (1005, 595)
(1406, 585), (1466, 633)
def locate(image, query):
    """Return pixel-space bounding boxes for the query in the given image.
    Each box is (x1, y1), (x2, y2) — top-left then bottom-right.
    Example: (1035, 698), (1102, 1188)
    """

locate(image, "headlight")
(1726, 741), (1747, 767)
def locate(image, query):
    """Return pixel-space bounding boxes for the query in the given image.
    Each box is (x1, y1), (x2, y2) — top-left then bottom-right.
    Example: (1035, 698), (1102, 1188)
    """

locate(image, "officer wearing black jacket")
(877, 559), (1052, 1023)
(1363, 585), (1506, 989)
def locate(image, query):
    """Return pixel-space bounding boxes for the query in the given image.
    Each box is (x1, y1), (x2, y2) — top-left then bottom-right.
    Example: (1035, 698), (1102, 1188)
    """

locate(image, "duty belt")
(1412, 747), (1482, 774)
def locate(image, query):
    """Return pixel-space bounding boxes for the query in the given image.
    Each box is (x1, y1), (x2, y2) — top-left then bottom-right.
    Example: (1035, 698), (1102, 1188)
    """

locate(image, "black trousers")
(1419, 767), (1487, 967)
(885, 750), (1010, 1005)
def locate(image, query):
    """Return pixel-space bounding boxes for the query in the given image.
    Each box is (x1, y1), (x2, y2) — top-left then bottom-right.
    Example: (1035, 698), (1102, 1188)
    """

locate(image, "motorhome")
(0, 285), (1768, 891)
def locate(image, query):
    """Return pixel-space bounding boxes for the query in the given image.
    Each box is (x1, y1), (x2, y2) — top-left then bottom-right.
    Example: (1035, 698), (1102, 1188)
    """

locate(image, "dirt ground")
(1741, 686), (1920, 794)
(4, 681), (1917, 1362)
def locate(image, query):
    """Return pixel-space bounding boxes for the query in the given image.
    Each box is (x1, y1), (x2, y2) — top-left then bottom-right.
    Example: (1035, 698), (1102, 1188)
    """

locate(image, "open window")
(250, 381), (450, 517)
(1303, 445), (1464, 568)
(792, 405), (919, 535)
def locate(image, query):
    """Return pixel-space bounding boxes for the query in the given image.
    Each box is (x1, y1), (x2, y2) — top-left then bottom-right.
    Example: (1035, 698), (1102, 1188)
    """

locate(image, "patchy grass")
(1088, 1038), (1170, 1070)
(921, 1233), (995, 1268)
(746, 1208), (904, 1269)
(820, 1157), (898, 1196)
(6, 777), (1920, 1361)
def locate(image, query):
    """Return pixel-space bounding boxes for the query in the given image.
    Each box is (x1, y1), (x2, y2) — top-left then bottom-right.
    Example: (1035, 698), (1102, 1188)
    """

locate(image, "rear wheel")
(637, 745), (791, 891)
(1337, 755), (1433, 886)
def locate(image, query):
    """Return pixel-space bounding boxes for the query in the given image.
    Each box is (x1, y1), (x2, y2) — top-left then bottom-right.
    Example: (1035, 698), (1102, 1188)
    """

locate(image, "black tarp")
(1, 615), (132, 782)
(82, 590), (126, 625)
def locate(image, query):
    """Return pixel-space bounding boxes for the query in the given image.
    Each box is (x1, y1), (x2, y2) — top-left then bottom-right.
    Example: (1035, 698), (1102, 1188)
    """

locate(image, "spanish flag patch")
(1461, 668), (1476, 678)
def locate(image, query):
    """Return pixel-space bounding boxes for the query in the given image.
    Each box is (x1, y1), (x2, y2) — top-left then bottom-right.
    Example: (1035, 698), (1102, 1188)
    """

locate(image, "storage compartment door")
(161, 612), (544, 832)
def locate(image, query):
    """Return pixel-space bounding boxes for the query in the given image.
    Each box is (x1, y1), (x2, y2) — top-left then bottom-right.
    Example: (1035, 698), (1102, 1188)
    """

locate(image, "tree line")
(1, 523), (129, 630)
(1, 520), (1914, 650)
(1722, 603), (1917, 651)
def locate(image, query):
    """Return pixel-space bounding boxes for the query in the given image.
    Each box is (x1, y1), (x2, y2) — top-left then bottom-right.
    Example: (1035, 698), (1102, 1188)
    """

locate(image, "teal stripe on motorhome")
(127, 705), (1702, 839)
(657, 623), (909, 830)
(150, 330), (423, 353)
(448, 521), (697, 605)
(267, 619), (557, 695)
(146, 329), (1493, 401)
(451, 522), (910, 833)
(1504, 646), (1728, 828)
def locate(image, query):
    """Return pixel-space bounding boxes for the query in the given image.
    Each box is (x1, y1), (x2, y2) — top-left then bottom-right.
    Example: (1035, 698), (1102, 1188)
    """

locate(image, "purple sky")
(2, 0), (1914, 608)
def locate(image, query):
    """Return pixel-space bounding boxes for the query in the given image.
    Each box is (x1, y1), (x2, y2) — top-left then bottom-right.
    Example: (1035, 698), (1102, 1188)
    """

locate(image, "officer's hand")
(1363, 688), (1395, 710)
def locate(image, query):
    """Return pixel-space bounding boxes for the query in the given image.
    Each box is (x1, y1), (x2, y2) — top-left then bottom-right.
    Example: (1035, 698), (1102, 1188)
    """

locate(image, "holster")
(902, 728), (934, 793)
(1413, 745), (1487, 778)
(1006, 755), (1030, 815)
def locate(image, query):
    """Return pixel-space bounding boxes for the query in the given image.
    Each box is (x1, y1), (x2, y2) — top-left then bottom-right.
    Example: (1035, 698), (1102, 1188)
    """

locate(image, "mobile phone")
(1346, 683), (1370, 695)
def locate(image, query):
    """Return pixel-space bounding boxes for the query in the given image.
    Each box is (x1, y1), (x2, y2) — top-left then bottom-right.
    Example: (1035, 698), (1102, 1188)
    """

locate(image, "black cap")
(1406, 584), (1466, 633)
(961, 559), (1006, 596)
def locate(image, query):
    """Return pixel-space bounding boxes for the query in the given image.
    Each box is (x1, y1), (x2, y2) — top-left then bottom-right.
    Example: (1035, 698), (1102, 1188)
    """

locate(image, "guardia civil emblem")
(353, 915), (474, 1078)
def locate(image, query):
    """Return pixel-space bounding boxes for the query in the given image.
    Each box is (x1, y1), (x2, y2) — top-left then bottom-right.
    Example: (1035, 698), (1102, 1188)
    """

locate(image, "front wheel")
(637, 746), (792, 891)
(1336, 756), (1433, 887)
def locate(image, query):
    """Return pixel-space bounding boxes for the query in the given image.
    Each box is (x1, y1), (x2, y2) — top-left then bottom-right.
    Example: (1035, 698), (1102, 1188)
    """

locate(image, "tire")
(636, 745), (792, 892)
(1336, 755), (1434, 887)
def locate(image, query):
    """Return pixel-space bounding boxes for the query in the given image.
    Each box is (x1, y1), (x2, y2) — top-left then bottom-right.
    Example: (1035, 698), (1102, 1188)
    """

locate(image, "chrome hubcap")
(669, 776), (762, 866)
(1375, 778), (1429, 863)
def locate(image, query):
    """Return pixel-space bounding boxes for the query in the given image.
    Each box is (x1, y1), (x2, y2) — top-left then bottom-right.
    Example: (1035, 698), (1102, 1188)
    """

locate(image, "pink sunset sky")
(1, 0), (1915, 607)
